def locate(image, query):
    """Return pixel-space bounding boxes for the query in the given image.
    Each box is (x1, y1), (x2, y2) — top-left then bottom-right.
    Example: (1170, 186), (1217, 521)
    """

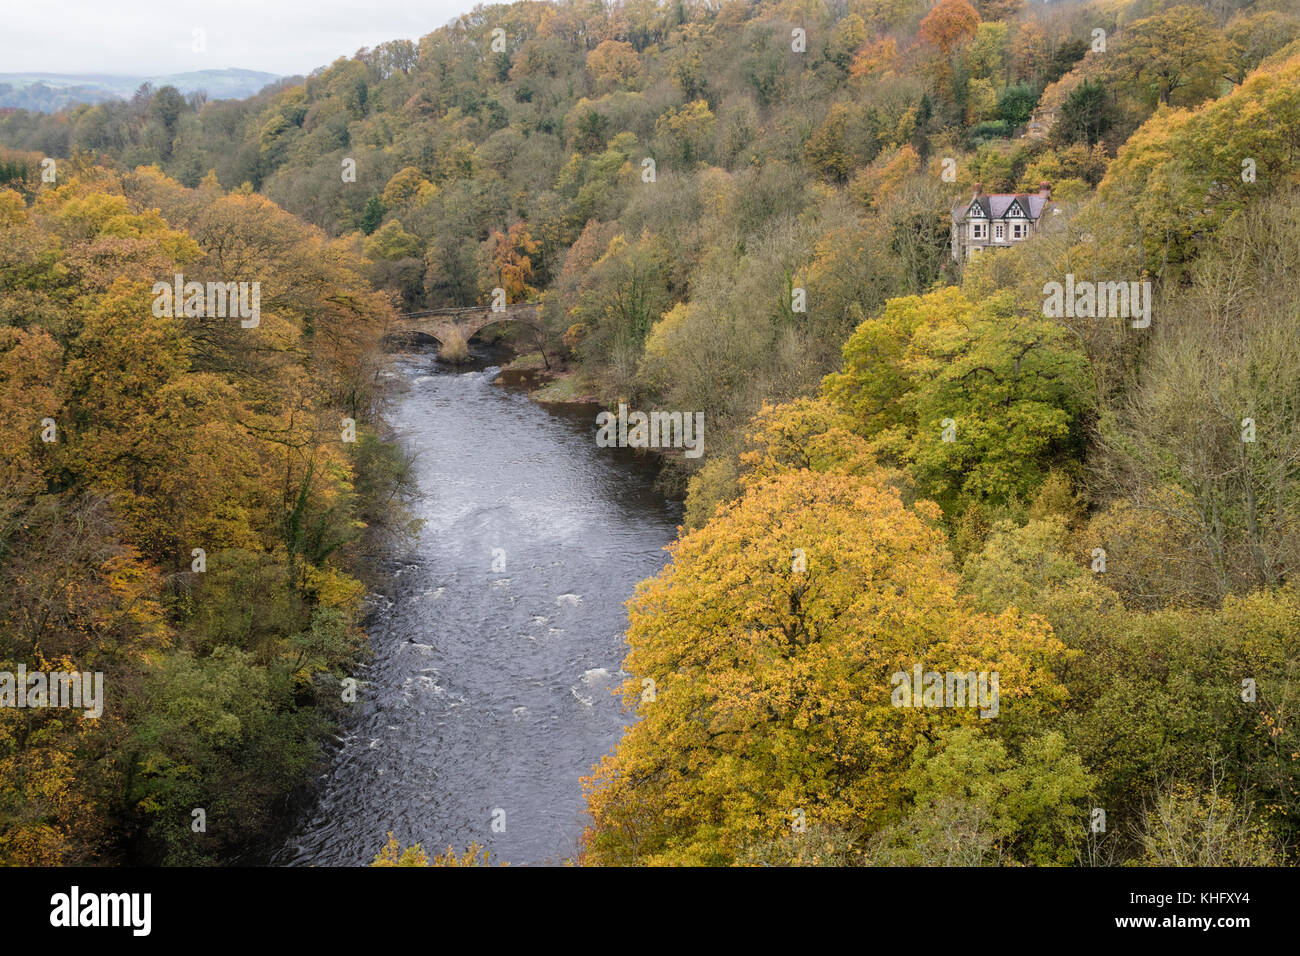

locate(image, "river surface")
(274, 346), (680, 866)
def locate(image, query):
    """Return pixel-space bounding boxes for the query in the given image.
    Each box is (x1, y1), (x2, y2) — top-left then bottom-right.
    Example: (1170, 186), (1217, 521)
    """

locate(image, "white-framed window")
(994, 223), (1005, 242)
(971, 222), (986, 239)
(1012, 222), (1025, 239)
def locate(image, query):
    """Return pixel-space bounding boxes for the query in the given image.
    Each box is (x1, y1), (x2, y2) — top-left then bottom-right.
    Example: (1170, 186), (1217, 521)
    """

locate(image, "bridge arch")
(394, 303), (542, 346)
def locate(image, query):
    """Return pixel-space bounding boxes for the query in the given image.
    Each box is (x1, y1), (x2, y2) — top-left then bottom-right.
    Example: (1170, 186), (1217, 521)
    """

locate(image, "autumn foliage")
(0, 164), (400, 864)
(4, 0), (1300, 868)
(582, 462), (1067, 865)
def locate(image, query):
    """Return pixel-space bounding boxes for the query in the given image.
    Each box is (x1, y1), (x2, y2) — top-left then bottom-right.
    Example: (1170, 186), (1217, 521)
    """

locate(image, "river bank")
(493, 349), (598, 405)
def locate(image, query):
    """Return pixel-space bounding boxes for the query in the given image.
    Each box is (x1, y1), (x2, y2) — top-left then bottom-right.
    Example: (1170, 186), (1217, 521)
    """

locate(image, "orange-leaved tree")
(479, 222), (541, 304)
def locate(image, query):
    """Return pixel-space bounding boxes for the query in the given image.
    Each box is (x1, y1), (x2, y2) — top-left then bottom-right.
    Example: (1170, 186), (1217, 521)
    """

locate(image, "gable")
(1005, 198), (1026, 219)
(966, 201), (987, 218)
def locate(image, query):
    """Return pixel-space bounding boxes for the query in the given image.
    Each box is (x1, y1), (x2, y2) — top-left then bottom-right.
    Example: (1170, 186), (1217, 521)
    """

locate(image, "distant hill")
(0, 68), (282, 112)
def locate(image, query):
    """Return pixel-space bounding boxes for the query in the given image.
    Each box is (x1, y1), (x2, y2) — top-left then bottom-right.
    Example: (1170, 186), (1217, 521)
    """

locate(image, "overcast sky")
(1, 0), (482, 76)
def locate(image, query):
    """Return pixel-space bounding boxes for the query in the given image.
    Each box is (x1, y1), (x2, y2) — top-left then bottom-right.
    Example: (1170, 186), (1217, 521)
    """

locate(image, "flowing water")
(274, 346), (680, 866)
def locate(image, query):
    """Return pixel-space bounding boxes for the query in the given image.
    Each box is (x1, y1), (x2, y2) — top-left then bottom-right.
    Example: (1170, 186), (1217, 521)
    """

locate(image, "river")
(273, 345), (681, 866)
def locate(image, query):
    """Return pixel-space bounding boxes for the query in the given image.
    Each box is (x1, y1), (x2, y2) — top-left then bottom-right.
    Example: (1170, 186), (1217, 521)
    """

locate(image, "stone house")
(951, 182), (1055, 262)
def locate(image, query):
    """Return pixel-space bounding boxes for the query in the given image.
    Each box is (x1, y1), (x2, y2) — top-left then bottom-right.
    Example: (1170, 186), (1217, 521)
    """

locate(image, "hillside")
(0, 69), (283, 112)
(3, 0), (1300, 868)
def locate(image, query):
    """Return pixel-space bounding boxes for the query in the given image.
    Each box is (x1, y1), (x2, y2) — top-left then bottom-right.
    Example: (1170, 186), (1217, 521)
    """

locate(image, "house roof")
(952, 194), (1050, 224)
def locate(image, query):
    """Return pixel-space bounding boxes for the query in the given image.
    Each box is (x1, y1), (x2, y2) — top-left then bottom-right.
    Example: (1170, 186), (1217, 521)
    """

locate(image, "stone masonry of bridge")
(396, 302), (542, 345)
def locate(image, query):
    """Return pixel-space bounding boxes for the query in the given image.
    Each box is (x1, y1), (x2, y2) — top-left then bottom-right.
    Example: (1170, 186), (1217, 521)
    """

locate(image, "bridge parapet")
(394, 302), (541, 345)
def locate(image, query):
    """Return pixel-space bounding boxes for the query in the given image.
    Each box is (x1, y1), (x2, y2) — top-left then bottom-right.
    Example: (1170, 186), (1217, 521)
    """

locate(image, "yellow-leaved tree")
(582, 463), (1068, 865)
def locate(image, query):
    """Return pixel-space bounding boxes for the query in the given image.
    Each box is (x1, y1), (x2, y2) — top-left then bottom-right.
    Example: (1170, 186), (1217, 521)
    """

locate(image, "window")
(971, 222), (985, 239)
(1012, 223), (1024, 239)
(994, 223), (1004, 241)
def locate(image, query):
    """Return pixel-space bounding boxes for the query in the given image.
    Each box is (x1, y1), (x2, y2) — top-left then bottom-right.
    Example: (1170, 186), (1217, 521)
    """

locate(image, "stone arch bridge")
(394, 303), (542, 346)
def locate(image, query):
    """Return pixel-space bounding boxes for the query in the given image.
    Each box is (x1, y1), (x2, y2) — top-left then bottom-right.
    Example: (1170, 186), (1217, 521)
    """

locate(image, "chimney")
(1039, 181), (1051, 200)
(973, 182), (983, 199)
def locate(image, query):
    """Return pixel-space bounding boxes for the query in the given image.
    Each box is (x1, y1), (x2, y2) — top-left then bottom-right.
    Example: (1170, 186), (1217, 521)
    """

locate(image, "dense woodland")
(0, 164), (413, 863)
(3, 0), (1300, 866)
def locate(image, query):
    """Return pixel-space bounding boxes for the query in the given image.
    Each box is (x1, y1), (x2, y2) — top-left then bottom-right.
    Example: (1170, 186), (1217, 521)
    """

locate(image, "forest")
(2, 0), (1300, 866)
